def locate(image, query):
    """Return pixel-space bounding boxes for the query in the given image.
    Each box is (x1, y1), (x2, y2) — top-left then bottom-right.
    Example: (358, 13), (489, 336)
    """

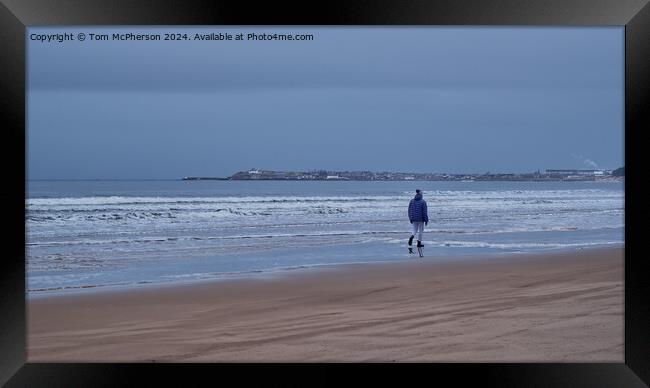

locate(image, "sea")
(26, 180), (625, 295)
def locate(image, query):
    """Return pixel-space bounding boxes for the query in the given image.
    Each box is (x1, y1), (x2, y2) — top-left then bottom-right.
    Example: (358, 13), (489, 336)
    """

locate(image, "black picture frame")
(1, 0), (648, 386)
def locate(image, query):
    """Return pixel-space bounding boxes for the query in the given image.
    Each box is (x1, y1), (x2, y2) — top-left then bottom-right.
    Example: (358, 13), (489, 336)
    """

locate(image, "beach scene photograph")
(26, 26), (624, 362)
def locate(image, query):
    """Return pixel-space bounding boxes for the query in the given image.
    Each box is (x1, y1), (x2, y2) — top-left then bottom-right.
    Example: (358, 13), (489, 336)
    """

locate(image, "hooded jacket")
(408, 193), (429, 223)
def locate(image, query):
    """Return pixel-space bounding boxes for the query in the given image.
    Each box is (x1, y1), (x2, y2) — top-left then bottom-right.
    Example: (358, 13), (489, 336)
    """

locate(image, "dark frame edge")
(0, 0), (26, 386)
(625, 0), (650, 385)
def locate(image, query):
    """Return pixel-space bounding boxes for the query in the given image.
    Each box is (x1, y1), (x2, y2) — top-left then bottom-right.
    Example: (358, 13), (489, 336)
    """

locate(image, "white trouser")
(412, 222), (424, 241)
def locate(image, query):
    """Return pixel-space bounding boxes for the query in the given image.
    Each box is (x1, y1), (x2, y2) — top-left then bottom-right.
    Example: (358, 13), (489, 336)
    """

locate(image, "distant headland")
(183, 167), (624, 182)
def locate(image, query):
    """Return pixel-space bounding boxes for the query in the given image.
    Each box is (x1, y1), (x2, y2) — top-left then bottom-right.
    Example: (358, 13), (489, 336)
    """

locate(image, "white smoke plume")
(571, 154), (599, 169)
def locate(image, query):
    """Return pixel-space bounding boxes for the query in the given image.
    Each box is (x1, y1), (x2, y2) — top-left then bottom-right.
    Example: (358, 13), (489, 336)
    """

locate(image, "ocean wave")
(26, 189), (623, 208)
(26, 224), (627, 248)
(25, 204), (623, 225)
(26, 195), (403, 207)
(436, 240), (622, 250)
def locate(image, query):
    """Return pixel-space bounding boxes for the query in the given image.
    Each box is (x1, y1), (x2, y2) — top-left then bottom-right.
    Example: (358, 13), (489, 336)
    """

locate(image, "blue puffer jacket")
(408, 193), (429, 223)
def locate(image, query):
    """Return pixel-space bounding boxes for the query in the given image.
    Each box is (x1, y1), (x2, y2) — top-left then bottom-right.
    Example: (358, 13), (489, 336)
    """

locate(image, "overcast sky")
(27, 26), (624, 179)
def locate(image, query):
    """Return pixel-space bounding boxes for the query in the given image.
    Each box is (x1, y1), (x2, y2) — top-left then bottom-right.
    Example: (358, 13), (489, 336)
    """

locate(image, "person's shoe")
(417, 241), (424, 248)
(408, 235), (414, 246)
(408, 247), (414, 254)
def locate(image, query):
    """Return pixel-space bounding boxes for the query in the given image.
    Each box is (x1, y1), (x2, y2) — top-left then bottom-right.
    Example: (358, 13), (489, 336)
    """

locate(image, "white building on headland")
(546, 169), (612, 176)
(248, 168), (261, 174)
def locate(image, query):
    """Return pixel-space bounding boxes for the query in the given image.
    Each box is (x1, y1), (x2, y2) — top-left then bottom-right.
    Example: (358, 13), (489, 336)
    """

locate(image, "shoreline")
(27, 243), (623, 299)
(28, 246), (624, 362)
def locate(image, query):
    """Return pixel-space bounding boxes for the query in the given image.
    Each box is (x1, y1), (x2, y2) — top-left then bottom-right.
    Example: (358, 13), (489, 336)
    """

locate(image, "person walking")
(408, 189), (428, 254)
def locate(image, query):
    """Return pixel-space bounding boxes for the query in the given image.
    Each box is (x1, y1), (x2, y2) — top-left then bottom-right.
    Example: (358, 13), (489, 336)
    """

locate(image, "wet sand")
(27, 247), (624, 362)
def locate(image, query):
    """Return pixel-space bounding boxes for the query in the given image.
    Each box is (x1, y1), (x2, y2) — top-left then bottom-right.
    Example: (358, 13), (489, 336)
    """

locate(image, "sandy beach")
(27, 246), (624, 362)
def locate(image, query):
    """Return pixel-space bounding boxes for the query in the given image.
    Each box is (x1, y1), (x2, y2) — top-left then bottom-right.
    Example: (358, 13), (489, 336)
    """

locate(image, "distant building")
(546, 169), (612, 176)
